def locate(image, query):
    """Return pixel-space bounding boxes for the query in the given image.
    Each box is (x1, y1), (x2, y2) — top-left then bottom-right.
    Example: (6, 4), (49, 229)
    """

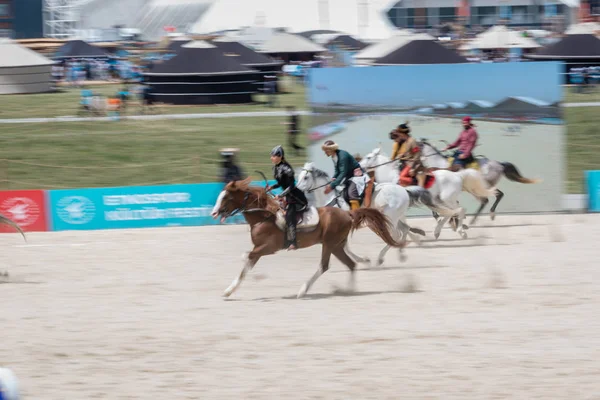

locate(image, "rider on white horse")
(322, 140), (364, 211)
(443, 116), (479, 169)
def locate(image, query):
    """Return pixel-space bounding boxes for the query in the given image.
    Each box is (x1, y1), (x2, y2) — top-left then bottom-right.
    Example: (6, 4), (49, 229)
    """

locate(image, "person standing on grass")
(220, 149), (245, 184)
(283, 106), (304, 155)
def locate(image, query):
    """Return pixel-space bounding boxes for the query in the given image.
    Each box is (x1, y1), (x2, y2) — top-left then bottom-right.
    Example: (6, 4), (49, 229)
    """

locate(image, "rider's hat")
(321, 140), (339, 151)
(220, 148), (239, 157)
(462, 116), (472, 124)
(397, 122), (410, 134)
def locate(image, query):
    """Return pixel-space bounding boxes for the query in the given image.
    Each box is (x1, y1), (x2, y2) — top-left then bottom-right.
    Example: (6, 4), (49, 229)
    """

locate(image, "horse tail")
(406, 186), (462, 218)
(501, 162), (542, 184)
(0, 213), (26, 242)
(350, 208), (405, 248)
(459, 169), (497, 198)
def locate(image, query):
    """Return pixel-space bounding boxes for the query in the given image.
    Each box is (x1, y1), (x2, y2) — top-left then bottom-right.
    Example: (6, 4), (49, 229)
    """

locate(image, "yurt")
(211, 37), (283, 93)
(143, 40), (260, 105)
(373, 40), (468, 65)
(54, 40), (111, 59)
(0, 39), (55, 95)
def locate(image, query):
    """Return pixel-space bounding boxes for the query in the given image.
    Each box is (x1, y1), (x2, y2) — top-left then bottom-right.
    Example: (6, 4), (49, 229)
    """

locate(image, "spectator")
(284, 106), (304, 156)
(219, 148), (245, 184)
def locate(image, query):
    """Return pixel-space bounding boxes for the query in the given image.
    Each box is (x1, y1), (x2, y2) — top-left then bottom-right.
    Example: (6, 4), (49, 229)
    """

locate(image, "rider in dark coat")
(267, 145), (308, 251)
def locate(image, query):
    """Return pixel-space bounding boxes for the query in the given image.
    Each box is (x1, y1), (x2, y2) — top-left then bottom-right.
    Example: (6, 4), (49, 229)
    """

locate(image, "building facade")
(588, 0), (600, 16)
(0, 0), (43, 39)
(386, 0), (575, 29)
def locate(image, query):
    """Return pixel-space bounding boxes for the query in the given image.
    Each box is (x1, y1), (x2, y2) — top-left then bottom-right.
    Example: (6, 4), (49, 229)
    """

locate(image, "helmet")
(462, 116), (472, 124)
(270, 145), (284, 158)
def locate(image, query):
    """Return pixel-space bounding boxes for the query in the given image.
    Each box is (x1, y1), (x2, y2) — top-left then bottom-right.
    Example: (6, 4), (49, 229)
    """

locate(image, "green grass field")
(0, 80), (598, 193)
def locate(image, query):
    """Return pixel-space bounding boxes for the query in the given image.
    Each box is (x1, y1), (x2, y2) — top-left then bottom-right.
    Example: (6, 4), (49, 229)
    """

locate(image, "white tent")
(0, 39), (55, 95)
(353, 30), (436, 65)
(466, 25), (541, 50)
(190, 0), (398, 42)
(250, 30), (327, 54)
(565, 22), (600, 36)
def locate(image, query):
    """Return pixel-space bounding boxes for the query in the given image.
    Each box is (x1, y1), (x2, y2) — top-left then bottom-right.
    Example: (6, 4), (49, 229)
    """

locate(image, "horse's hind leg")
(489, 189), (504, 221)
(332, 243), (357, 293)
(344, 242), (371, 267)
(298, 245), (332, 299)
(223, 244), (270, 298)
(469, 197), (489, 225)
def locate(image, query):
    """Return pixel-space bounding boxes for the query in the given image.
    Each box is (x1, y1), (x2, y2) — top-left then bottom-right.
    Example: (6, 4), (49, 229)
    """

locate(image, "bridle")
(301, 168), (331, 193)
(220, 190), (274, 219)
(300, 168), (343, 208)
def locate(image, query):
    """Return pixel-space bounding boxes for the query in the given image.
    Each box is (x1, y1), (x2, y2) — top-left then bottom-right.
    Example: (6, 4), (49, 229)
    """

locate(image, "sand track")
(1, 214), (600, 399)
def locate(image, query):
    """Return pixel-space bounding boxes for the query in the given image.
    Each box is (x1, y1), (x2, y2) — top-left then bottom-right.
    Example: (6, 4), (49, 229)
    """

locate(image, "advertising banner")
(48, 180), (278, 231)
(0, 190), (49, 233)
(586, 170), (600, 212)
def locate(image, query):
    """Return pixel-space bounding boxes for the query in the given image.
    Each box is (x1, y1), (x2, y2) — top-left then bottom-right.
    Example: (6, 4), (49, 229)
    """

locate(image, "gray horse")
(418, 139), (542, 224)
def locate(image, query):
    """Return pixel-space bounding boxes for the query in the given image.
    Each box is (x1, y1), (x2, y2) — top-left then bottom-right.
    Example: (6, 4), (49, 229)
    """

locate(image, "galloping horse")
(211, 178), (405, 298)
(419, 139), (542, 224)
(296, 162), (429, 267)
(359, 148), (497, 239)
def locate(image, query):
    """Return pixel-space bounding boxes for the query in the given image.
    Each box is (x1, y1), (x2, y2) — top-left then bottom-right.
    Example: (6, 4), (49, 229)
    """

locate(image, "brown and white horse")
(211, 178), (405, 298)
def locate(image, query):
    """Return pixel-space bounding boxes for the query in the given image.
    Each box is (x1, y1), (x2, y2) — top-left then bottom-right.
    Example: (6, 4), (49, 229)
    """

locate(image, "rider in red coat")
(443, 116), (479, 169)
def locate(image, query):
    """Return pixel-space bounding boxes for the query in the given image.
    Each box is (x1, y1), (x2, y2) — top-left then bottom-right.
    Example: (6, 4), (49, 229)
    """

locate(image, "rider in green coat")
(322, 140), (363, 210)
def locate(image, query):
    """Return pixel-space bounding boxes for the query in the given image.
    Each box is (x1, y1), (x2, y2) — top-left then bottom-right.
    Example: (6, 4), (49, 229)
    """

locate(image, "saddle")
(275, 206), (320, 232)
(447, 156), (481, 171)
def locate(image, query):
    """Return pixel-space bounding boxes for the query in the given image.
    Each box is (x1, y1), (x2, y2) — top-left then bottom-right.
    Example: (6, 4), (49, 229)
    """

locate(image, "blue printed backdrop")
(308, 62), (563, 109)
(48, 181), (279, 231)
(586, 171), (600, 212)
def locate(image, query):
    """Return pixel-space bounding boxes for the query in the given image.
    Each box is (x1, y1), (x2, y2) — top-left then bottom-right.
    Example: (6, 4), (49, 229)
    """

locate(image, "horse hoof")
(297, 284), (308, 299)
(399, 253), (408, 263)
(460, 231), (468, 239)
(434, 232), (440, 240)
(490, 212), (496, 221)
(374, 258), (384, 268)
(223, 286), (235, 297)
(462, 224), (469, 230)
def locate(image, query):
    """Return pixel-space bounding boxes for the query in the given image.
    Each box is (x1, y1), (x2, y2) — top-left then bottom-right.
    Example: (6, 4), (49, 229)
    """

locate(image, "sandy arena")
(1, 213), (600, 399)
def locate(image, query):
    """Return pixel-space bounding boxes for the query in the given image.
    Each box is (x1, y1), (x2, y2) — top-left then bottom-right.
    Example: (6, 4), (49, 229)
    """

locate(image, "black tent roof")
(211, 39), (283, 66)
(145, 40), (258, 76)
(325, 34), (368, 51)
(55, 40), (110, 59)
(524, 34), (600, 59)
(374, 40), (468, 65)
(166, 37), (192, 52)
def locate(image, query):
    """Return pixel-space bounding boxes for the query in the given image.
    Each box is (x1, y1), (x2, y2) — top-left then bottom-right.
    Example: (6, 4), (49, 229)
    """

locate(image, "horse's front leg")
(434, 216), (450, 239)
(223, 245), (268, 297)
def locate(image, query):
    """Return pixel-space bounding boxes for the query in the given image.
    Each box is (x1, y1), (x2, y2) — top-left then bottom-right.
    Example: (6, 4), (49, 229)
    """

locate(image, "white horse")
(296, 162), (456, 266)
(359, 148), (497, 239)
(419, 139), (542, 224)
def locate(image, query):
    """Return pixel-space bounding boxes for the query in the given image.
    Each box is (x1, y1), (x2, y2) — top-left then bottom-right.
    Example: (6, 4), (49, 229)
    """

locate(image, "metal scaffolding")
(43, 0), (93, 39)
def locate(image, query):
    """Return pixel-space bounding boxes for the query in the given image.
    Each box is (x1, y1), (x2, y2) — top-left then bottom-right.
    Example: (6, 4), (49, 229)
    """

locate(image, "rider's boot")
(287, 222), (298, 250)
(349, 200), (360, 211)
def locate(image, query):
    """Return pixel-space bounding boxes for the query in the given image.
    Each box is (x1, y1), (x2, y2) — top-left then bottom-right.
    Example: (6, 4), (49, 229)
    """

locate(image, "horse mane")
(227, 178), (280, 213)
(311, 167), (330, 180)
